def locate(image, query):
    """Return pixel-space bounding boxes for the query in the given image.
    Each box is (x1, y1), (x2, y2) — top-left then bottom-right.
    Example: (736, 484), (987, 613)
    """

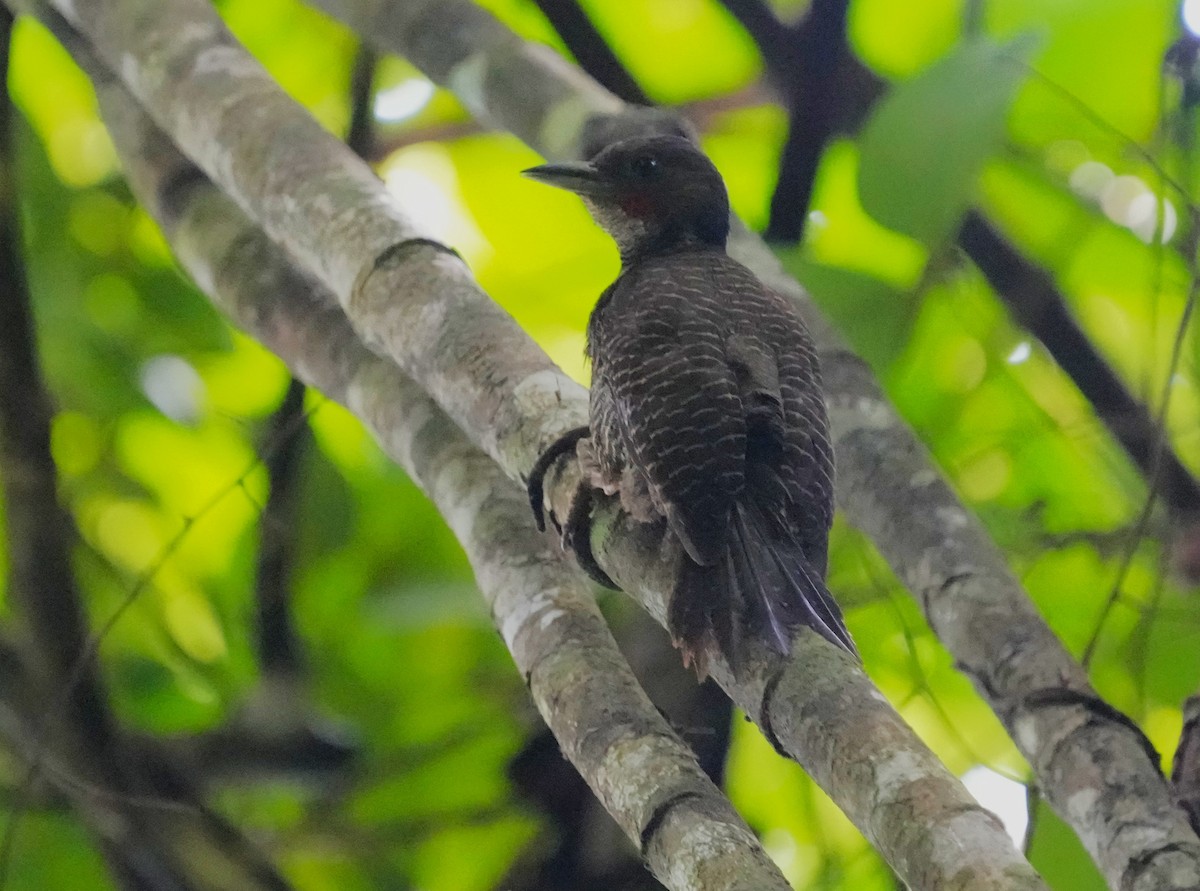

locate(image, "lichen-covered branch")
(77, 44), (796, 891)
(308, 2), (1200, 888)
(27, 2), (1056, 886)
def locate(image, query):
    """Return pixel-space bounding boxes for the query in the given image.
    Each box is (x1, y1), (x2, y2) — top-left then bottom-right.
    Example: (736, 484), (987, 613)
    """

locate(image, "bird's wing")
(710, 259), (835, 574)
(597, 262), (745, 566)
(767, 297), (835, 574)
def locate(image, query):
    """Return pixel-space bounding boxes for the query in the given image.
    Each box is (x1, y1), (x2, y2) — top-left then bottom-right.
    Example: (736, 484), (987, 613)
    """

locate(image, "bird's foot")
(526, 426), (590, 533)
(526, 427), (619, 589)
(562, 480), (620, 590)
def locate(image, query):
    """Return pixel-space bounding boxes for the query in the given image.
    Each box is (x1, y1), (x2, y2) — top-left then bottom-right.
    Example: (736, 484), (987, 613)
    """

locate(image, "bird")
(523, 134), (856, 674)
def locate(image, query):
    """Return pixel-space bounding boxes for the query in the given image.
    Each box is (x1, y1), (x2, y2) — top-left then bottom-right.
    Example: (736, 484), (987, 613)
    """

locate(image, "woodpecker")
(524, 135), (856, 673)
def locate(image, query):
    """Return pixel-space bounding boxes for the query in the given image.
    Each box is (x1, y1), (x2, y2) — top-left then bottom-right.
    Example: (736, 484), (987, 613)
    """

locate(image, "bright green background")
(1, 0), (1196, 888)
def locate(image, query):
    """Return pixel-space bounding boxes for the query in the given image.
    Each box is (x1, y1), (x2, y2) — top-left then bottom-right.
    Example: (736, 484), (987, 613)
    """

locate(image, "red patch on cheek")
(620, 192), (653, 218)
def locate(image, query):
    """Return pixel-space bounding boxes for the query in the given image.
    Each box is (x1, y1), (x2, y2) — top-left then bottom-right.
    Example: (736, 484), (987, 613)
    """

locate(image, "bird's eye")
(629, 156), (659, 178)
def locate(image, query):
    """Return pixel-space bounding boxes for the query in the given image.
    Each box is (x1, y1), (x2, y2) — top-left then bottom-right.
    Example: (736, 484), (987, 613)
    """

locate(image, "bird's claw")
(526, 427), (618, 590)
(562, 480), (620, 590)
(526, 426), (590, 534)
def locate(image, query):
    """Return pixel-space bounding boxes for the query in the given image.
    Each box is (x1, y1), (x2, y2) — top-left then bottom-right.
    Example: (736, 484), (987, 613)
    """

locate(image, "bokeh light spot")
(69, 190), (129, 257)
(373, 78), (435, 123)
(1006, 341), (1032, 365)
(959, 449), (1013, 502)
(1068, 160), (1113, 200)
(1185, 0), (1200, 37)
(85, 273), (140, 333)
(140, 355), (205, 424)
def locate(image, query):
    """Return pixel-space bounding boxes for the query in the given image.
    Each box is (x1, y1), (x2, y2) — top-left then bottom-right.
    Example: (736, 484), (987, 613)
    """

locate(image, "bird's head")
(523, 135), (731, 262)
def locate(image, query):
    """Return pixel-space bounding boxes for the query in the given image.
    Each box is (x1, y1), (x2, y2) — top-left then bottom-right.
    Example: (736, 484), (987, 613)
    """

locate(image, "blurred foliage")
(0, 0), (1197, 889)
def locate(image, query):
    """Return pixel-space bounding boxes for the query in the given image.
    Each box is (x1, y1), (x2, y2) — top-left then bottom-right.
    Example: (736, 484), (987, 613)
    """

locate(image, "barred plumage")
(525, 135), (855, 673)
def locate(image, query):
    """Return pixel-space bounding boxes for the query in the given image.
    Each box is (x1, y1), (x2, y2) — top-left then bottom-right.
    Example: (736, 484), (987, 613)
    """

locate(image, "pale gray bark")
(292, 2), (1200, 889)
(11, 1), (1060, 888)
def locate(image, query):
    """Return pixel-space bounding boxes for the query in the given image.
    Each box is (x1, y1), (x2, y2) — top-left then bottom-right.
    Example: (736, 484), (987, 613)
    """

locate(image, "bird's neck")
(620, 232), (725, 266)
(585, 198), (729, 265)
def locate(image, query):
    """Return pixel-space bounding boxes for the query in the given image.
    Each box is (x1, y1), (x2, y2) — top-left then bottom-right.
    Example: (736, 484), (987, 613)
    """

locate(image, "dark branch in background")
(958, 212), (1200, 517)
(719, 0), (1200, 519)
(223, 44), (387, 782)
(530, 0), (650, 105)
(254, 45), (374, 677)
(0, 6), (139, 879)
(255, 377), (310, 677)
(0, 10), (297, 887)
(770, 0), (846, 243)
(346, 43), (376, 157)
(0, 6), (114, 756)
(748, 0), (850, 243)
(720, 0), (793, 61)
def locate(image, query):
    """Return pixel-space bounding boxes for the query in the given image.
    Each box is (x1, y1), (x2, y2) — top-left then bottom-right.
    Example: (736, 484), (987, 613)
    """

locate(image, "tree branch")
(301, 1), (1200, 887)
(255, 377), (310, 677)
(26, 1), (1055, 886)
(63, 31), (800, 891)
(767, 0), (851, 243)
(529, 0), (650, 105)
(718, 0), (792, 64)
(345, 43), (376, 158)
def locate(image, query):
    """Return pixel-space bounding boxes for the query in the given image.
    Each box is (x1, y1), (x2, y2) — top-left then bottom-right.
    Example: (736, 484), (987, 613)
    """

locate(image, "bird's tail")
(669, 502), (857, 675)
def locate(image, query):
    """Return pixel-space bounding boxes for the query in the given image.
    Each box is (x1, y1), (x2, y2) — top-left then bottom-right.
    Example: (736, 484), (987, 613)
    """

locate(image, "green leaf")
(857, 35), (1040, 245)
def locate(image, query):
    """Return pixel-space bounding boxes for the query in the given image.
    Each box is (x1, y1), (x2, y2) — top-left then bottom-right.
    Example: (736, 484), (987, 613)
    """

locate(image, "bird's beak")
(522, 161), (612, 197)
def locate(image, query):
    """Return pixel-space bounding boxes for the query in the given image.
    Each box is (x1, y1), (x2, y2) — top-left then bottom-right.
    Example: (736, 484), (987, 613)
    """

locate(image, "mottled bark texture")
(300, 1), (1200, 889)
(81, 51), (793, 891)
(22, 2), (1057, 887)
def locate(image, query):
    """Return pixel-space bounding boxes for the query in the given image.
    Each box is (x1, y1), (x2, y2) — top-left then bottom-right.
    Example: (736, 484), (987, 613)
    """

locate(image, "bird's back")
(587, 248), (834, 573)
